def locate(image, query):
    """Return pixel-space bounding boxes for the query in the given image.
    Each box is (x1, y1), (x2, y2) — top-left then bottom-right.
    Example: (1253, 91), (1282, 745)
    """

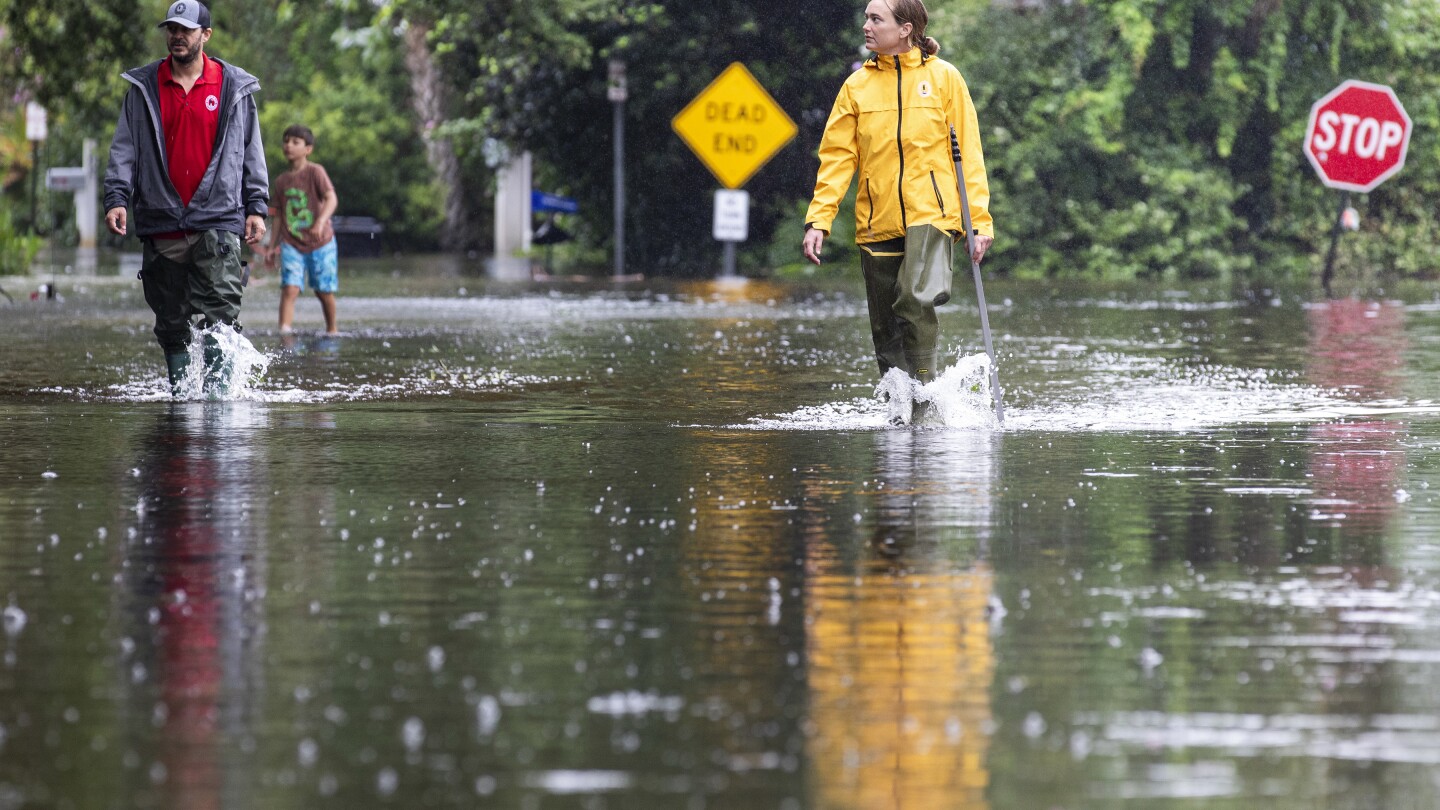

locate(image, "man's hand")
(802, 227), (826, 266)
(244, 215), (267, 245)
(971, 234), (994, 264)
(300, 217), (328, 242)
(105, 207), (127, 236)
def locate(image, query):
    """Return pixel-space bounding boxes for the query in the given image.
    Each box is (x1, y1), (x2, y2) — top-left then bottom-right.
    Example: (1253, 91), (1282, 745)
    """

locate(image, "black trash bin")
(330, 216), (384, 258)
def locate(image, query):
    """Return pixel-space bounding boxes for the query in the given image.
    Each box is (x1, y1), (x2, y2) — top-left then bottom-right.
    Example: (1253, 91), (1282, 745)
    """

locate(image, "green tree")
(390, 0), (855, 273)
(931, 0), (1440, 280)
(234, 1), (443, 248)
(5, 0), (1439, 275)
(0, 0), (152, 128)
(0, 0), (157, 240)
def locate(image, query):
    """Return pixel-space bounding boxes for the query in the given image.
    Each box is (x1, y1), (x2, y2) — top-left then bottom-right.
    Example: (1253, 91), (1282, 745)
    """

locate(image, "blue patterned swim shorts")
(280, 238), (338, 293)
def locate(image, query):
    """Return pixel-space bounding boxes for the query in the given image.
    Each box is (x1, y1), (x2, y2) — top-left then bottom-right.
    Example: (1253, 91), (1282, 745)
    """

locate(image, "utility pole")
(608, 60), (627, 278)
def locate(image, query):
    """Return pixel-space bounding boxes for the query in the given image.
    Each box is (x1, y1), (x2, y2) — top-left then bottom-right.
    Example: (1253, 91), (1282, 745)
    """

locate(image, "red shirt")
(156, 53), (223, 235)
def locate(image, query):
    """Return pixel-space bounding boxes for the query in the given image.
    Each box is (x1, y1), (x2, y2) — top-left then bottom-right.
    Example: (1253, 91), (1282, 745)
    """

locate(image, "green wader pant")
(860, 224), (955, 383)
(140, 230), (245, 394)
(140, 230), (245, 355)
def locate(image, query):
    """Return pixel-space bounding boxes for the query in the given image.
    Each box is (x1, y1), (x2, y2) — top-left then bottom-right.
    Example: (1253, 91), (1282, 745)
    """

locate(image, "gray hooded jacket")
(104, 57), (269, 238)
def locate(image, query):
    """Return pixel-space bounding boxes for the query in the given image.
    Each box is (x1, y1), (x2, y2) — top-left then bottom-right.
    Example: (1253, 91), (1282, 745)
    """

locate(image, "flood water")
(4, 257), (1440, 809)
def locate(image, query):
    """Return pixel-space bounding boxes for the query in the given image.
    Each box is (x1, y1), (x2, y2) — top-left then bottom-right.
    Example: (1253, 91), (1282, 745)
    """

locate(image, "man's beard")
(170, 40), (201, 65)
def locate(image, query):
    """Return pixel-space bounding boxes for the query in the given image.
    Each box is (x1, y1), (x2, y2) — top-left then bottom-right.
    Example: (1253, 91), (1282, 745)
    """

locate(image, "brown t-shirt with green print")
(273, 162), (335, 253)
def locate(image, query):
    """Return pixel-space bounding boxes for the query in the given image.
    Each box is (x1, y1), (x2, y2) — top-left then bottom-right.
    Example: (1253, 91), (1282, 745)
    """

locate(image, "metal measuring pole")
(950, 125), (1004, 424)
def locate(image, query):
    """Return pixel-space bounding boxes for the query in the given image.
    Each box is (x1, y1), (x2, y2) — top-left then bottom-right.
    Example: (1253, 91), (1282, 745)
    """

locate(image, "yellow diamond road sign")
(671, 62), (798, 190)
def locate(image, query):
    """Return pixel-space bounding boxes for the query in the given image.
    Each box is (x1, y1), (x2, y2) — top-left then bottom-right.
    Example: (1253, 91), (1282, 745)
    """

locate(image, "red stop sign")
(1303, 80), (1411, 192)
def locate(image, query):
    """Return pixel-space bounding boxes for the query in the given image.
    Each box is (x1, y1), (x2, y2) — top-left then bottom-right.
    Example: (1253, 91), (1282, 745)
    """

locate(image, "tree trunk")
(402, 21), (479, 250)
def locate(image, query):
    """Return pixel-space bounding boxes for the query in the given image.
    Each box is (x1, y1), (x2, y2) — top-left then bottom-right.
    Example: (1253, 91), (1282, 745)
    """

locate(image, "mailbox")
(45, 167), (87, 192)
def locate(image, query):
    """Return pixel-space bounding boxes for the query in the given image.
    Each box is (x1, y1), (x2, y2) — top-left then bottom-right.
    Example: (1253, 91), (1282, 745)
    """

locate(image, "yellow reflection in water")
(806, 565), (994, 809)
(677, 278), (795, 306)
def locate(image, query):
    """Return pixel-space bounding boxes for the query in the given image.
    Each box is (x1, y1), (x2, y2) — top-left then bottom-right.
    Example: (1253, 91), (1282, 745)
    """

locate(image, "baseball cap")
(158, 1), (211, 30)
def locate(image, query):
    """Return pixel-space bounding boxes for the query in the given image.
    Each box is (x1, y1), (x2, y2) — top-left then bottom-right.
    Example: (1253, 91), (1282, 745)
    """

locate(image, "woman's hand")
(971, 234), (993, 264)
(802, 227), (827, 265)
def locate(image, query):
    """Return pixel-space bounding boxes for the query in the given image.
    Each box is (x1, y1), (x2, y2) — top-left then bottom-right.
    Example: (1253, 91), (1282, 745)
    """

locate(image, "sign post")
(608, 60), (628, 279)
(25, 102), (47, 233)
(712, 190), (750, 278)
(78, 138), (99, 249)
(672, 63), (796, 278)
(1302, 80), (1411, 293)
(44, 140), (102, 250)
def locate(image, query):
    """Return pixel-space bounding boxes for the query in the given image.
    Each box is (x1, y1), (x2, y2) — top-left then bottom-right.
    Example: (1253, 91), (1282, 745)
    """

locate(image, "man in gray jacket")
(104, 1), (268, 396)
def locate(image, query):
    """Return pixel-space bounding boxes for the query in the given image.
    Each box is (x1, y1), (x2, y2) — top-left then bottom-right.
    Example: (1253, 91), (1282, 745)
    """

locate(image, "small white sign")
(607, 60), (628, 103)
(25, 102), (47, 142)
(713, 189), (749, 242)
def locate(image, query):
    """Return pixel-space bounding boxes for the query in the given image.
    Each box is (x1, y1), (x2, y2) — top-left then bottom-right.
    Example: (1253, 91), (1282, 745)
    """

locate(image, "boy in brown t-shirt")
(272, 124), (339, 334)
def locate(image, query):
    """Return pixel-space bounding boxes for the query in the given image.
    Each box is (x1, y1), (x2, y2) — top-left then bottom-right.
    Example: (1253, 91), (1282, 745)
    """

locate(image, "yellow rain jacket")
(806, 47), (993, 244)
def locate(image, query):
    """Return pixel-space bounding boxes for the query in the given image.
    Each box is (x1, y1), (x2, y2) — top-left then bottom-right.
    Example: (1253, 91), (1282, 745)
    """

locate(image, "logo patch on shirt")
(917, 81), (933, 98)
(205, 95), (219, 112)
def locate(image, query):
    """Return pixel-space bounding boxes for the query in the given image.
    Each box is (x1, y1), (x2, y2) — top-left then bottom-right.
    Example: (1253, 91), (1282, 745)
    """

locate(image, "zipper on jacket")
(894, 55), (907, 230)
(138, 72), (172, 181)
(929, 170), (946, 217)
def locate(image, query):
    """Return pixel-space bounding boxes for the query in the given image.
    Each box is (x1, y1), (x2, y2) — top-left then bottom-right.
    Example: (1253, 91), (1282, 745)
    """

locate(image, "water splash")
(56, 346), (557, 404)
(735, 352), (1000, 431)
(875, 353), (998, 429)
(171, 324), (272, 401)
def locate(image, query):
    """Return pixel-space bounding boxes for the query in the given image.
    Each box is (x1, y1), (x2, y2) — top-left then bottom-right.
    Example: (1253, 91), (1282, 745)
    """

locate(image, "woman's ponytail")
(889, 0), (936, 55)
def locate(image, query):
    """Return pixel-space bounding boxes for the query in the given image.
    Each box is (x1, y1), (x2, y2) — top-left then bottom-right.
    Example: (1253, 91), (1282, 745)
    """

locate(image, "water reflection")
(805, 430), (998, 809)
(10, 277), (1440, 807)
(122, 405), (269, 809)
(1305, 299), (1407, 551)
(279, 331), (343, 359)
(1306, 299), (1406, 399)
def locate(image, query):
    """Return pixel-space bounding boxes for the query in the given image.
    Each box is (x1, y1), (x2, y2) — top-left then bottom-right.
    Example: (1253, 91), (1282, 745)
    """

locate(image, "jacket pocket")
(929, 170), (946, 218)
(861, 177), (874, 234)
(859, 173), (904, 238)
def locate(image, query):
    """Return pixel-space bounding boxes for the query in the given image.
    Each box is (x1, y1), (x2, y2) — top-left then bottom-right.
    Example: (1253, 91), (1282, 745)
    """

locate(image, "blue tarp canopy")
(532, 191), (579, 214)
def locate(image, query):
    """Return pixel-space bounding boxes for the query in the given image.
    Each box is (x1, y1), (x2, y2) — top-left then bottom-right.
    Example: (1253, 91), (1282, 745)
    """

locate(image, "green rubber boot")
(202, 337), (231, 398)
(907, 352), (937, 385)
(164, 353), (190, 398)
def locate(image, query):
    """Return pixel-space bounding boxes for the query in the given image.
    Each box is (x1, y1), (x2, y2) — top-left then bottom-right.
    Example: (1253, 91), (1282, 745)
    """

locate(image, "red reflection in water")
(1308, 422), (1406, 534)
(1306, 299), (1405, 398)
(1306, 300), (1406, 539)
(132, 408), (260, 810)
(151, 419), (224, 810)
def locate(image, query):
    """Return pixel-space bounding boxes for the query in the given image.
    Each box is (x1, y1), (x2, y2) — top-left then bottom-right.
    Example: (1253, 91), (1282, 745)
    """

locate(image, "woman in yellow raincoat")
(803, 0), (993, 418)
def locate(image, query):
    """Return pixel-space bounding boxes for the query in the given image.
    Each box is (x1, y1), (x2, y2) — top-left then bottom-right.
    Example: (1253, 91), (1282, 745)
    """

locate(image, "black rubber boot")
(875, 335), (908, 377)
(164, 353), (190, 398)
(910, 399), (934, 425)
(202, 337), (231, 397)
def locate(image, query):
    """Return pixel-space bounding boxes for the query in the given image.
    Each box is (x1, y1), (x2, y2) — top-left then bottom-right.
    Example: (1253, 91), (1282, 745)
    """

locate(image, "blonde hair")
(888, 0), (939, 55)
